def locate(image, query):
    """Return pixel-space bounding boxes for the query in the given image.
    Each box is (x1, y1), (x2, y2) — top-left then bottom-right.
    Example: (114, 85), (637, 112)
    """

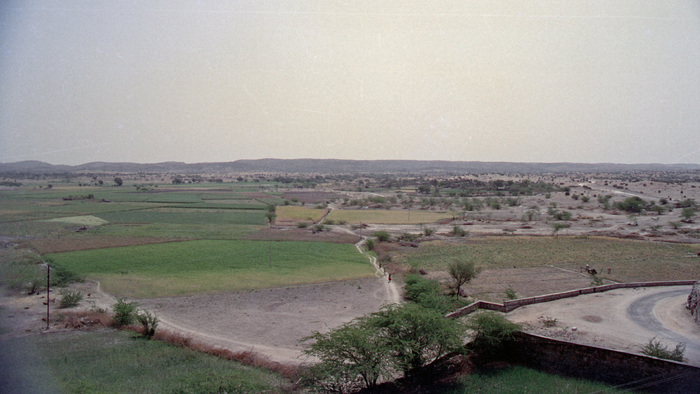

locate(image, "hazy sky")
(1, 1), (699, 165)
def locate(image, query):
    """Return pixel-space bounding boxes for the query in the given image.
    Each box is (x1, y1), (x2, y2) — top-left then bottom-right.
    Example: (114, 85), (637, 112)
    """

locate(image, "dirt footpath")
(507, 286), (700, 366)
(139, 277), (395, 364)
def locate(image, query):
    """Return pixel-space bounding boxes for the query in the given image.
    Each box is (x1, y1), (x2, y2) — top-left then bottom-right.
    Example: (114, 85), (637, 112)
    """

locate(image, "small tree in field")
(302, 315), (391, 391)
(113, 177), (123, 186)
(681, 207), (696, 223)
(551, 222), (570, 236)
(448, 260), (479, 297)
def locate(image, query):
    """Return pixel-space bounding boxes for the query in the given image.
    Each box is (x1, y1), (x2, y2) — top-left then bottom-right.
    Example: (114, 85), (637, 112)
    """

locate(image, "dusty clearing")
(138, 277), (393, 364)
(507, 286), (700, 366)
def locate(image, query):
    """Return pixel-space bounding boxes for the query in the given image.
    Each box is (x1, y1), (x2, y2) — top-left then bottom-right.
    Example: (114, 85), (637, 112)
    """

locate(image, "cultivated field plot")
(274, 206), (328, 225)
(46, 240), (374, 298)
(326, 209), (454, 224)
(394, 236), (700, 284)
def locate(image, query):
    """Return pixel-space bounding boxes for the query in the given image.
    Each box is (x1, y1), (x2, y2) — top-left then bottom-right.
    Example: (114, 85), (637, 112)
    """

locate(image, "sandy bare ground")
(506, 285), (700, 366)
(140, 277), (395, 364)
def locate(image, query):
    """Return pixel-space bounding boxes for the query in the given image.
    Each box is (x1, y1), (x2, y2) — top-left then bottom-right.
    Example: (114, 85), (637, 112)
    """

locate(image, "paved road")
(628, 288), (700, 364)
(508, 286), (700, 366)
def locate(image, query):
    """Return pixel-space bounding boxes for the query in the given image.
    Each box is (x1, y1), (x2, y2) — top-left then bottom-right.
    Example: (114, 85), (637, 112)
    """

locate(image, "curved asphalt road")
(628, 288), (700, 364)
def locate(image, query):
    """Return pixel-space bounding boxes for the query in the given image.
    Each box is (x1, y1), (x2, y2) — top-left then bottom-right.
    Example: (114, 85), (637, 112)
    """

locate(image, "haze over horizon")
(1, 1), (699, 166)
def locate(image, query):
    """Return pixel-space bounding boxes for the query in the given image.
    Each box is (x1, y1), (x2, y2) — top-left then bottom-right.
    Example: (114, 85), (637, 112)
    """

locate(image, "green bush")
(112, 298), (138, 326)
(136, 310), (159, 339)
(466, 312), (521, 357)
(373, 231), (391, 242)
(48, 261), (83, 287)
(641, 337), (685, 362)
(364, 238), (375, 251)
(59, 289), (83, 308)
(505, 286), (517, 300)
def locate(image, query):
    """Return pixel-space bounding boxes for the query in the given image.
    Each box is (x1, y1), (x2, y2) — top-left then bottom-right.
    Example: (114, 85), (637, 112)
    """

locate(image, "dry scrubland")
(1, 169), (700, 390)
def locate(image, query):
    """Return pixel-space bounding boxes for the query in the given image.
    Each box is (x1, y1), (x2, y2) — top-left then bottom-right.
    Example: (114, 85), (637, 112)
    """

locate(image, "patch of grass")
(28, 328), (290, 393)
(450, 365), (621, 393)
(91, 223), (264, 240)
(275, 206), (328, 223)
(327, 209), (453, 225)
(96, 208), (267, 225)
(394, 236), (700, 282)
(44, 215), (109, 226)
(46, 240), (374, 297)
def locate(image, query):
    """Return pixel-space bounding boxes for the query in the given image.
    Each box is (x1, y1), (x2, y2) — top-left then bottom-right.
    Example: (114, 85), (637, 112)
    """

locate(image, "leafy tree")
(113, 177), (123, 186)
(551, 222), (570, 236)
(303, 304), (465, 386)
(614, 196), (646, 213)
(448, 260), (478, 297)
(302, 316), (392, 391)
(369, 304), (465, 377)
(466, 312), (521, 358)
(681, 207), (696, 223)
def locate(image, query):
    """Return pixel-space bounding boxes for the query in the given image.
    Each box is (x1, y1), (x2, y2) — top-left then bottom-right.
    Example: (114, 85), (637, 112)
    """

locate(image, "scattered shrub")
(373, 231), (390, 242)
(48, 260), (84, 287)
(641, 337), (685, 362)
(112, 298), (138, 326)
(452, 225), (467, 237)
(59, 289), (83, 308)
(505, 286), (517, 300)
(136, 310), (159, 339)
(539, 316), (557, 327)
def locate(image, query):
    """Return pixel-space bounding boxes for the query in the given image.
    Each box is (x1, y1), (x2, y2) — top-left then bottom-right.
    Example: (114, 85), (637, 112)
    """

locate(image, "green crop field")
(46, 240), (374, 297)
(96, 208), (267, 226)
(327, 209), (453, 224)
(394, 236), (700, 282)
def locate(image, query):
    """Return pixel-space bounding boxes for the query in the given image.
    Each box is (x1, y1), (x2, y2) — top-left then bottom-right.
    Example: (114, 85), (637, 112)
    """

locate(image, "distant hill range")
(1, 159), (699, 175)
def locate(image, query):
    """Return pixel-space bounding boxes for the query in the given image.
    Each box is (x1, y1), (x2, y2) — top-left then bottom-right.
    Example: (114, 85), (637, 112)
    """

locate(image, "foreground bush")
(112, 298), (138, 326)
(136, 310), (159, 339)
(640, 337), (685, 362)
(303, 304), (464, 391)
(466, 312), (521, 359)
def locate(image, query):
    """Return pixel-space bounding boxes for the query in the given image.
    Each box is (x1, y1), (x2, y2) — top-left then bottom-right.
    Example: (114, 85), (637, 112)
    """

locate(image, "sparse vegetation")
(448, 260), (479, 297)
(136, 310), (159, 339)
(58, 289), (83, 308)
(112, 298), (138, 327)
(640, 337), (685, 362)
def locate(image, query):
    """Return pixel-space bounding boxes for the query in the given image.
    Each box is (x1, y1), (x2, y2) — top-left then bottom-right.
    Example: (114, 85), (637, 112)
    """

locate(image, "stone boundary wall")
(446, 280), (696, 319)
(508, 332), (700, 393)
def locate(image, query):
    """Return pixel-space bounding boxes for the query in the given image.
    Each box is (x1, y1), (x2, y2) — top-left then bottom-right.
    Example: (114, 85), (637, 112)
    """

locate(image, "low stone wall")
(446, 280), (696, 319)
(508, 332), (700, 393)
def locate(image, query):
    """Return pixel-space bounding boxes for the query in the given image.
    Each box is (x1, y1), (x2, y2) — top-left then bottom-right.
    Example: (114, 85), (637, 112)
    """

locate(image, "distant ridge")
(1, 159), (699, 175)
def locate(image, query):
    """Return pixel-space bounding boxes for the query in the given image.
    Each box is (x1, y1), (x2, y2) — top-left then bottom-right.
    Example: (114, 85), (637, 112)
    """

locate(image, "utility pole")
(46, 263), (50, 330)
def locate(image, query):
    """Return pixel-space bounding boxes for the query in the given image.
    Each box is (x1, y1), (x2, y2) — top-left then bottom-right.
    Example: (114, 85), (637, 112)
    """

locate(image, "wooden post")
(46, 263), (50, 330)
